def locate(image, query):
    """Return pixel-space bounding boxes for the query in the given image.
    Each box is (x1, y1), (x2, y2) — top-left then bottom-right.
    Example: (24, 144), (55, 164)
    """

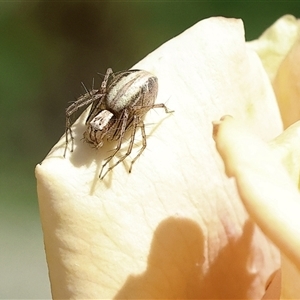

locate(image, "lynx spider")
(64, 68), (172, 179)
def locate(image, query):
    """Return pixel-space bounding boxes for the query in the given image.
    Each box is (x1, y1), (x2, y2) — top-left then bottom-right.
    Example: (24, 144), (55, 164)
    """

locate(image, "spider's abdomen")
(106, 70), (158, 114)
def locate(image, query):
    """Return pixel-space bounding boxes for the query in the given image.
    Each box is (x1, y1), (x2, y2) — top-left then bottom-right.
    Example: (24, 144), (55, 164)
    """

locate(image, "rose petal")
(36, 17), (281, 299)
(214, 116), (300, 299)
(247, 15), (300, 82)
(248, 15), (300, 128)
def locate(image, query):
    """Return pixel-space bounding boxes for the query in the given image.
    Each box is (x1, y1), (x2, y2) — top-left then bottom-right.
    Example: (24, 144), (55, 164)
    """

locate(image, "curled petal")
(214, 116), (300, 299)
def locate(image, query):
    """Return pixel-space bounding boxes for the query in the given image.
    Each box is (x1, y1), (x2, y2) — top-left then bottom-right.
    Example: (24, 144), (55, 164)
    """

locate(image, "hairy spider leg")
(98, 102), (174, 179)
(127, 103), (173, 172)
(85, 68), (113, 125)
(64, 69), (115, 157)
(85, 68), (114, 124)
(101, 68), (114, 90)
(99, 109), (130, 179)
(128, 116), (147, 173)
(104, 114), (144, 178)
(64, 91), (103, 157)
(141, 103), (174, 114)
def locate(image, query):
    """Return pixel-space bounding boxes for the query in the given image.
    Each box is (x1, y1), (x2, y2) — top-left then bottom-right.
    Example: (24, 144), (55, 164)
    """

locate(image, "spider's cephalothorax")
(64, 68), (172, 179)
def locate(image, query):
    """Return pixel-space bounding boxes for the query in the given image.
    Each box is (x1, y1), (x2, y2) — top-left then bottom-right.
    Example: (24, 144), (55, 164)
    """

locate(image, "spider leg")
(100, 68), (113, 94)
(132, 103), (174, 114)
(151, 103), (174, 114)
(85, 68), (114, 124)
(129, 117), (146, 173)
(100, 113), (140, 180)
(127, 102), (173, 167)
(99, 109), (129, 179)
(64, 90), (103, 157)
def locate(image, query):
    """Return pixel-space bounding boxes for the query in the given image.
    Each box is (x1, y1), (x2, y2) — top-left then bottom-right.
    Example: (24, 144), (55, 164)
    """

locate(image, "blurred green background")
(0, 1), (299, 298)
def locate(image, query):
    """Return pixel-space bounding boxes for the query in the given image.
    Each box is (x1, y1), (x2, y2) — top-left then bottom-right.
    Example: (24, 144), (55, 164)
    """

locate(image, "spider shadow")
(107, 110), (174, 176)
(65, 106), (174, 187)
(67, 119), (118, 171)
(66, 119), (139, 181)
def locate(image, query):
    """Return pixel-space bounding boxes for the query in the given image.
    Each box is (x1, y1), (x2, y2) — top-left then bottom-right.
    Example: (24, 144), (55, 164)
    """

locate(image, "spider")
(64, 68), (172, 179)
